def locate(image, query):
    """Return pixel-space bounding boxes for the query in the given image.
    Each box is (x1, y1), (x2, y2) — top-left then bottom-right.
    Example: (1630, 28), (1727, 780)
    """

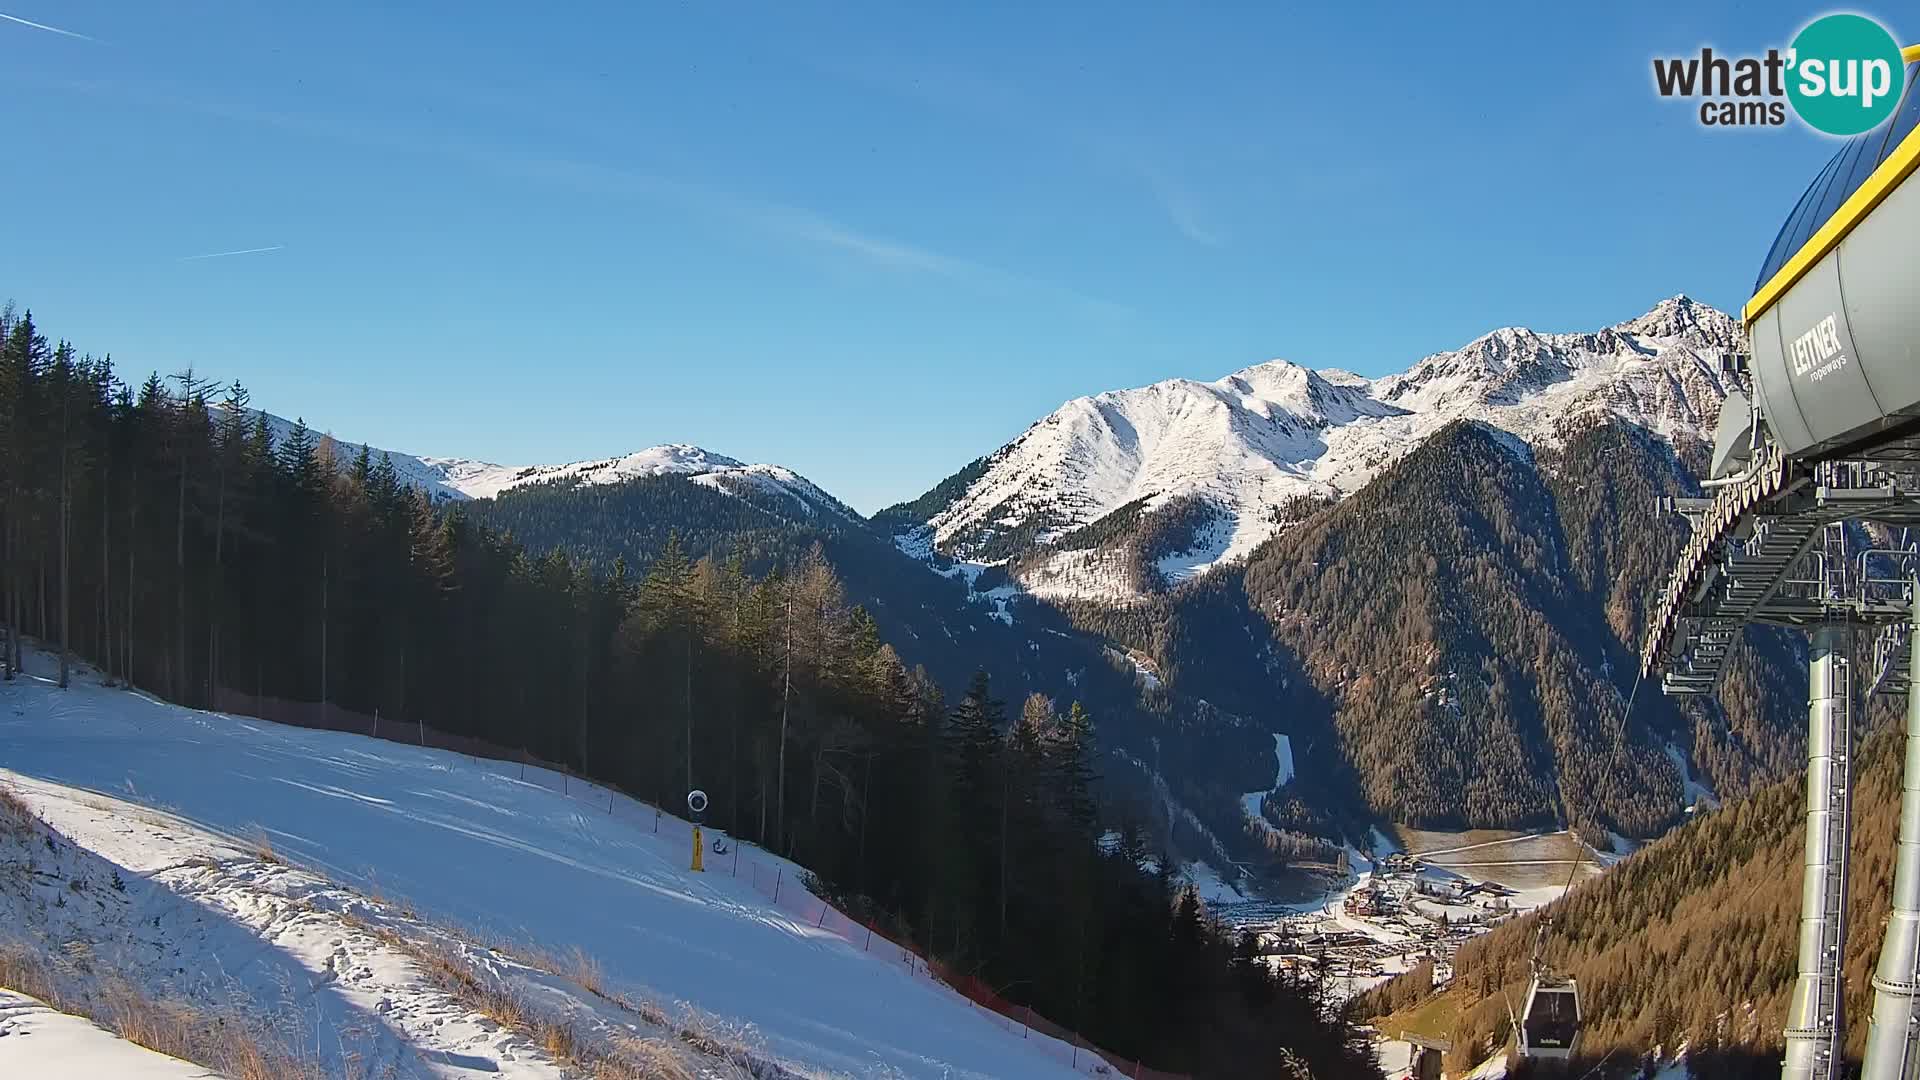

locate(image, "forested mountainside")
(1065, 417), (1807, 839)
(458, 308), (1801, 842)
(0, 306), (1382, 1077)
(461, 471), (1331, 872)
(1358, 719), (1908, 1077)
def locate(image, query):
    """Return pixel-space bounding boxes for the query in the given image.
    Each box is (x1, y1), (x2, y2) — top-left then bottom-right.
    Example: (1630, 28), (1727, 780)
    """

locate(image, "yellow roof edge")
(1743, 94), (1920, 326)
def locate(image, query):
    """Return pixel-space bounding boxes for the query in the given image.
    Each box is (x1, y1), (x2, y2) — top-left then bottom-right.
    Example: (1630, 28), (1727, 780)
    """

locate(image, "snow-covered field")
(0, 649), (1091, 1079)
(1393, 827), (1605, 903)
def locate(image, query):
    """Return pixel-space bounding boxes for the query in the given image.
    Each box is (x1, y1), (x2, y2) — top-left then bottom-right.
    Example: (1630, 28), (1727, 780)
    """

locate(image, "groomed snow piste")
(0, 651), (1091, 1079)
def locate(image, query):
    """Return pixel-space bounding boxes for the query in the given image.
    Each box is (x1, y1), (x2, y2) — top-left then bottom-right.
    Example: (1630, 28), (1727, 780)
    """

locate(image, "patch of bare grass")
(0, 942), (331, 1080)
(244, 824), (282, 865)
(567, 944), (605, 996)
(387, 933), (757, 1079)
(0, 784), (35, 836)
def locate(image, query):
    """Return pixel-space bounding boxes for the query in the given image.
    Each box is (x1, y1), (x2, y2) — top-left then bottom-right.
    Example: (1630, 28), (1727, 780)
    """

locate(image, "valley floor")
(0, 648), (1090, 1079)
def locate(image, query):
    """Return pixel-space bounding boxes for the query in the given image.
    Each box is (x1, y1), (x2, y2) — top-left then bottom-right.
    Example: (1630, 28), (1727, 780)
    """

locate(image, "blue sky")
(0, 2), (1900, 512)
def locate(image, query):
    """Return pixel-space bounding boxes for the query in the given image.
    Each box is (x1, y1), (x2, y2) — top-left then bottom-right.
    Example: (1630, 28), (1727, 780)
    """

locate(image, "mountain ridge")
(888, 295), (1740, 602)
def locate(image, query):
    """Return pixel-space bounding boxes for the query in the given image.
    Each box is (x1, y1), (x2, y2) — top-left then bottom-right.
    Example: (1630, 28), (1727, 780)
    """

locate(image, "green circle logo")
(1787, 14), (1907, 135)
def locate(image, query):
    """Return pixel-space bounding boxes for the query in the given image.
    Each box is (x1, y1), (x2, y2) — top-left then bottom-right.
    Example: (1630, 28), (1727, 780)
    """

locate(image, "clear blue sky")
(1, 2), (1900, 512)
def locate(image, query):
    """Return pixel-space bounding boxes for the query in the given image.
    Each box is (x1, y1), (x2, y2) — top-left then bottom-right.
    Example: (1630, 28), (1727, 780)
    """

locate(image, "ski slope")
(0, 653), (1090, 1079)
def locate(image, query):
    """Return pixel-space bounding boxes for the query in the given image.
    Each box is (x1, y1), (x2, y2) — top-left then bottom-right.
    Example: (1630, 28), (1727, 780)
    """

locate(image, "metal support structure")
(1785, 623), (1855, 1080)
(1864, 583), (1920, 1080)
(1644, 112), (1920, 1078)
(1646, 468), (1920, 1080)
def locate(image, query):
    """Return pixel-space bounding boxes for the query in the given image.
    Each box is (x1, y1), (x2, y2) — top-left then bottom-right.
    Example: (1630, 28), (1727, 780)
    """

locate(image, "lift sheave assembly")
(1642, 45), (1920, 1080)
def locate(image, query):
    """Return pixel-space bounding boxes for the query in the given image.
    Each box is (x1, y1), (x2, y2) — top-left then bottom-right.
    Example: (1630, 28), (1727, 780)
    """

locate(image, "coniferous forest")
(0, 306), (1380, 1078)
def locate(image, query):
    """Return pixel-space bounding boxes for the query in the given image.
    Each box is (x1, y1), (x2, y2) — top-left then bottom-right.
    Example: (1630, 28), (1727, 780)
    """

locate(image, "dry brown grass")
(244, 824), (282, 864)
(537, 1017), (578, 1060)
(404, 938), (530, 1032)
(606, 1037), (699, 1080)
(0, 942), (331, 1080)
(567, 944), (606, 996)
(0, 784), (35, 835)
(0, 942), (57, 1001)
(385, 933), (754, 1079)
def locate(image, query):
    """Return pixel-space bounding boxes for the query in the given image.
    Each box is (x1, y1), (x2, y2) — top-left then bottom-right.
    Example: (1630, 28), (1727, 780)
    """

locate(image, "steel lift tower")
(1643, 45), (1920, 1080)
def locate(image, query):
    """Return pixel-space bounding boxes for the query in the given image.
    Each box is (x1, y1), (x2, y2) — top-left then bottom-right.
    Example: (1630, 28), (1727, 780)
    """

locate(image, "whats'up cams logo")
(1653, 12), (1907, 134)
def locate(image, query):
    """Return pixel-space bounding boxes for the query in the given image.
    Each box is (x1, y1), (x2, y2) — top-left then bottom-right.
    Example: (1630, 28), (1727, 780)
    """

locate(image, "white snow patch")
(1238, 735), (1296, 840)
(1369, 827), (1399, 860)
(892, 526), (1026, 623)
(1271, 734), (1295, 788)
(1020, 548), (1146, 604)
(1176, 861), (1246, 905)
(1108, 649), (1161, 690)
(1665, 743), (1721, 812)
(1152, 512), (1237, 586)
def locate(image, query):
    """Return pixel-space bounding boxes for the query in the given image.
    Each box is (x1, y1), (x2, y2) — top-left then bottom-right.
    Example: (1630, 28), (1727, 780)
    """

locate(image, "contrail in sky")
(178, 245), (286, 262)
(0, 11), (94, 40)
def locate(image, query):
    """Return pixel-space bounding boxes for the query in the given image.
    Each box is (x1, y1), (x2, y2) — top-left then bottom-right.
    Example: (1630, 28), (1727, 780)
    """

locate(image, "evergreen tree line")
(0, 307), (1378, 1078)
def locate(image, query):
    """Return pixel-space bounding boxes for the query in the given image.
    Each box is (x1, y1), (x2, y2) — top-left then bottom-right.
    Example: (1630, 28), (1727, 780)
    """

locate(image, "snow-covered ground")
(1238, 734), (1295, 841)
(1175, 860), (1248, 906)
(0, 989), (213, 1078)
(1664, 743), (1721, 812)
(0, 650), (1093, 1079)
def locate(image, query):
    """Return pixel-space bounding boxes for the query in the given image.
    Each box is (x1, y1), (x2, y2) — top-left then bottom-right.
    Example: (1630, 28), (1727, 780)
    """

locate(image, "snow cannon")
(687, 789), (708, 872)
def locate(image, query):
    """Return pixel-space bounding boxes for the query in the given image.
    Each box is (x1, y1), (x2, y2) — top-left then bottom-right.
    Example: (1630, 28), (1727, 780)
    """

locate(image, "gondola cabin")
(1518, 974), (1581, 1060)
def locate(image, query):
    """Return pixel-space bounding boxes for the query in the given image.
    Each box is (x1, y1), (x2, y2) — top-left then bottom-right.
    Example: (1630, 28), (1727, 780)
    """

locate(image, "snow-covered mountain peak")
(914, 297), (1741, 601)
(1211, 360), (1405, 426)
(1615, 293), (1734, 341)
(243, 412), (852, 522)
(420, 443), (755, 499)
(413, 444), (856, 520)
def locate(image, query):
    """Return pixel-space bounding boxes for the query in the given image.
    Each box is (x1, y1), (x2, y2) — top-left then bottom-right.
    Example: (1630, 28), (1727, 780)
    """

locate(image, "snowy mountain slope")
(419, 444), (753, 499)
(897, 296), (1737, 599)
(421, 445), (860, 520)
(246, 408), (856, 521)
(0, 652), (1090, 1079)
(247, 409), (476, 502)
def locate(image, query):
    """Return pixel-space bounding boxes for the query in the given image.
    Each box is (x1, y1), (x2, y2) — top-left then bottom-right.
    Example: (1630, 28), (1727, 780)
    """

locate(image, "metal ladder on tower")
(1812, 653), (1853, 1080)
(1812, 520), (1857, 1080)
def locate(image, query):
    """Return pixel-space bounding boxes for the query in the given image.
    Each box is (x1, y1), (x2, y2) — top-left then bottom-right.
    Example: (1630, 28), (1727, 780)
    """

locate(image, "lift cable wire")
(1539, 664), (1645, 970)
